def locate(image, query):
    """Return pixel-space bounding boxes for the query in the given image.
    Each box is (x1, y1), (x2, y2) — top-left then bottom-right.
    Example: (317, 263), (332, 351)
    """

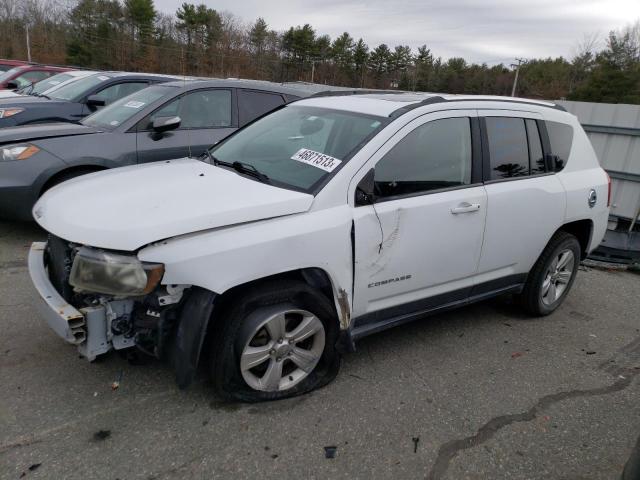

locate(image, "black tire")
(210, 280), (341, 402)
(520, 231), (581, 316)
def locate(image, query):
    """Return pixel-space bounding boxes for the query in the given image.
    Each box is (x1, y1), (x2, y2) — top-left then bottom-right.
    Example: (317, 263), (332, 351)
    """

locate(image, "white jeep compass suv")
(28, 93), (610, 402)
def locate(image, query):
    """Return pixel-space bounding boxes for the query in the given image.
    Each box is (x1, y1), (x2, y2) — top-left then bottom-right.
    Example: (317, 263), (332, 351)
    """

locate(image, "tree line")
(1, 0), (639, 103)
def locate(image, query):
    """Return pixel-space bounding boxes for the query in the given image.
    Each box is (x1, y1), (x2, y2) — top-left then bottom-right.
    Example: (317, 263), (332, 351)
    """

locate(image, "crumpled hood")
(0, 122), (100, 145)
(33, 158), (314, 251)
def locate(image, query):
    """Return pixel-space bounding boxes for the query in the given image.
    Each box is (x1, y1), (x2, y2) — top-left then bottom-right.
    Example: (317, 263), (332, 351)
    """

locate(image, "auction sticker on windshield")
(291, 148), (342, 172)
(124, 101), (145, 109)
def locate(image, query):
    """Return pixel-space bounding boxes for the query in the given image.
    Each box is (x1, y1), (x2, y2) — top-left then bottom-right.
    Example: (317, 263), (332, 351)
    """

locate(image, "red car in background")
(0, 59), (33, 72)
(0, 64), (70, 90)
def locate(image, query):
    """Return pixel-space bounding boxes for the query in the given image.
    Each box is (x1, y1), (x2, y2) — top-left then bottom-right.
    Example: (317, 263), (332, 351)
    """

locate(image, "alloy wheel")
(541, 249), (575, 306)
(240, 309), (325, 392)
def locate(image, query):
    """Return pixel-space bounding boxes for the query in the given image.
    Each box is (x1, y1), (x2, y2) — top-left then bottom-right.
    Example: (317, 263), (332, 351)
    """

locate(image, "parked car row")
(0, 61), (71, 90)
(0, 79), (336, 219)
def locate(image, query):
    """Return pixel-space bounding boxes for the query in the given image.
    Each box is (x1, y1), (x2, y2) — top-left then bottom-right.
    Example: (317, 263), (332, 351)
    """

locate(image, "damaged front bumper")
(28, 242), (134, 360)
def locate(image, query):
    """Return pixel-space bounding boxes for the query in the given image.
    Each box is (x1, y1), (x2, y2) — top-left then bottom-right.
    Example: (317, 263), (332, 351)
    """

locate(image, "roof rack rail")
(310, 89), (401, 98)
(389, 96), (447, 118)
(389, 96), (566, 118)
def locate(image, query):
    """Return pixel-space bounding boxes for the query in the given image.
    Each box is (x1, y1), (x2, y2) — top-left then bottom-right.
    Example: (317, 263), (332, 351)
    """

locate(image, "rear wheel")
(520, 232), (581, 316)
(210, 280), (341, 402)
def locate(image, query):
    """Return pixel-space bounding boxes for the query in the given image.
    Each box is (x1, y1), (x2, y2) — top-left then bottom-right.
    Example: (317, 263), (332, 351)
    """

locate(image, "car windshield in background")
(49, 74), (108, 101)
(0, 67), (25, 82)
(82, 85), (173, 130)
(30, 73), (75, 94)
(210, 105), (386, 192)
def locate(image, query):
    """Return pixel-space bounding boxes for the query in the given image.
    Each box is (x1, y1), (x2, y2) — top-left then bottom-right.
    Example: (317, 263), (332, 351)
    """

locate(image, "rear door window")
(526, 119), (546, 175)
(546, 121), (573, 172)
(93, 82), (148, 105)
(486, 117), (530, 179)
(238, 90), (285, 126)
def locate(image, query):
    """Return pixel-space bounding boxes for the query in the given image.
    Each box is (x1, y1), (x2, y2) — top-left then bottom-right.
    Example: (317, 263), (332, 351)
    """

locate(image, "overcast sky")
(154, 0), (640, 64)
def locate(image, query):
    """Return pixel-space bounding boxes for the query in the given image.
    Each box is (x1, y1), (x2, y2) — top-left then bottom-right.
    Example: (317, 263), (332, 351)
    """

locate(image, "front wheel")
(210, 280), (341, 402)
(520, 231), (581, 316)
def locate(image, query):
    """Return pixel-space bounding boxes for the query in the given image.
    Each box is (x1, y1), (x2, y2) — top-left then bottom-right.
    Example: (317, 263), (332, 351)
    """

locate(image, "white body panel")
(34, 158), (314, 251)
(353, 186), (487, 316)
(349, 109), (487, 317)
(478, 175), (566, 278)
(477, 109), (566, 279)
(554, 117), (609, 252)
(139, 205), (354, 324)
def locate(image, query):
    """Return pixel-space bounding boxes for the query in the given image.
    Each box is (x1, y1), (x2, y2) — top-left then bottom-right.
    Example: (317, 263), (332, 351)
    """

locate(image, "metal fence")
(556, 100), (640, 263)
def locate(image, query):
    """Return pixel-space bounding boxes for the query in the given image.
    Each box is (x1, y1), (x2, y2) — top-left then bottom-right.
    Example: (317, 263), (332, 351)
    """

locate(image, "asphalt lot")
(1, 219), (639, 480)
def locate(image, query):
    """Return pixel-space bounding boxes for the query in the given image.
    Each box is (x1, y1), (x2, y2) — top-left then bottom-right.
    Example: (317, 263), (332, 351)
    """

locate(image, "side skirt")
(349, 274), (527, 342)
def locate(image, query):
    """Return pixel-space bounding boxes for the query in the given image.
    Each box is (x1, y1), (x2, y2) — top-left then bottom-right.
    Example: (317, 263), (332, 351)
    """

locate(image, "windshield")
(30, 73), (74, 94)
(210, 105), (386, 192)
(82, 85), (173, 130)
(0, 67), (25, 82)
(49, 73), (109, 101)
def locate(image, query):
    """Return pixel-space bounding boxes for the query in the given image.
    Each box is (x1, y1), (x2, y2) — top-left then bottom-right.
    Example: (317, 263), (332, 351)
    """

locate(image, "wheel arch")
(556, 219), (593, 259)
(40, 164), (107, 196)
(173, 267), (350, 389)
(212, 267), (348, 332)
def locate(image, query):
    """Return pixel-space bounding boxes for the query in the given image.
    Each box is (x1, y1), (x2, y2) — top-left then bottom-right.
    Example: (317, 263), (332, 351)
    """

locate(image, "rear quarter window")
(238, 90), (285, 127)
(546, 121), (573, 172)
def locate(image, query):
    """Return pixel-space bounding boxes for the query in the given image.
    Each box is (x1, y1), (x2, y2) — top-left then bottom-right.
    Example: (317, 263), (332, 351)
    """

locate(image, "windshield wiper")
(206, 152), (270, 184)
(231, 161), (270, 184)
(32, 92), (50, 99)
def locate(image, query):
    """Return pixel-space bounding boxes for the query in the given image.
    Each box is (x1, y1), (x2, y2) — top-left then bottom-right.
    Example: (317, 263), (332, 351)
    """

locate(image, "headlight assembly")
(69, 247), (164, 296)
(1, 144), (40, 161)
(0, 108), (24, 119)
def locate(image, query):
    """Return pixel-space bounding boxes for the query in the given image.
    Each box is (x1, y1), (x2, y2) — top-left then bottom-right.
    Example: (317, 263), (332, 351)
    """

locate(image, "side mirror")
(86, 95), (106, 108)
(355, 168), (376, 206)
(152, 116), (181, 133)
(6, 81), (18, 90)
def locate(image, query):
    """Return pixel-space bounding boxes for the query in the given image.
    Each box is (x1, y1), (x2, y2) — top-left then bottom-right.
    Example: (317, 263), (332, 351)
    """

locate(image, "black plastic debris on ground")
(324, 446), (337, 459)
(93, 430), (111, 441)
(19, 464), (42, 478)
(412, 437), (420, 453)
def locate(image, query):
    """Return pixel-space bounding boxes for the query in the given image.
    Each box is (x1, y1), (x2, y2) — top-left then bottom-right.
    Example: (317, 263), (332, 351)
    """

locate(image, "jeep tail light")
(606, 172), (612, 207)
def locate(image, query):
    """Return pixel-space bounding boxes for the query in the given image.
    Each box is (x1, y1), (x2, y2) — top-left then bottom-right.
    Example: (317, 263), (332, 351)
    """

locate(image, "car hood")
(0, 95), (55, 105)
(33, 158), (315, 251)
(0, 122), (100, 144)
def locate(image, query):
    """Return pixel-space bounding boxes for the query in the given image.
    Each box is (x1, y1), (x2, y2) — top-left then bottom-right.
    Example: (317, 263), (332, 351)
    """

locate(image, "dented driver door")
(352, 110), (487, 323)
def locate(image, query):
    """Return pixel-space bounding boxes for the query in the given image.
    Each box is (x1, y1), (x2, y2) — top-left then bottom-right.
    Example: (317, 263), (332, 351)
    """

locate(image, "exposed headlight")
(0, 108), (24, 118)
(69, 247), (164, 296)
(1, 144), (40, 161)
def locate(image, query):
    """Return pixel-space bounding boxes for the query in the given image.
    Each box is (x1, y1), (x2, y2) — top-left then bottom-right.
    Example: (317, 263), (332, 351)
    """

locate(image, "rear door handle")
(451, 202), (481, 214)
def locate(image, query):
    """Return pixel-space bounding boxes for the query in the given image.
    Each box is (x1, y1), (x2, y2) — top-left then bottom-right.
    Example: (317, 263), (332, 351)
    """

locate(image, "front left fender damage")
(172, 288), (217, 389)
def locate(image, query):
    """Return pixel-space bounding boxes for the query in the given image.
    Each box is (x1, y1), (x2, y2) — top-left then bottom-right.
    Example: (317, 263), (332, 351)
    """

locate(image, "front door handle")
(451, 202), (481, 214)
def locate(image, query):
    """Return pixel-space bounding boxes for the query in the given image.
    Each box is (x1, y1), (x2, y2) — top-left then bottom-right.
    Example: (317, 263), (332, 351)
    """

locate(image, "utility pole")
(510, 58), (525, 97)
(310, 60), (315, 83)
(26, 24), (31, 62)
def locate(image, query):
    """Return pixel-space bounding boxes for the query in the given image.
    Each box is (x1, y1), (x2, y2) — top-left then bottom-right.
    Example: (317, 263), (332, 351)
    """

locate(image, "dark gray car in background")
(0, 72), (179, 128)
(0, 79), (343, 220)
